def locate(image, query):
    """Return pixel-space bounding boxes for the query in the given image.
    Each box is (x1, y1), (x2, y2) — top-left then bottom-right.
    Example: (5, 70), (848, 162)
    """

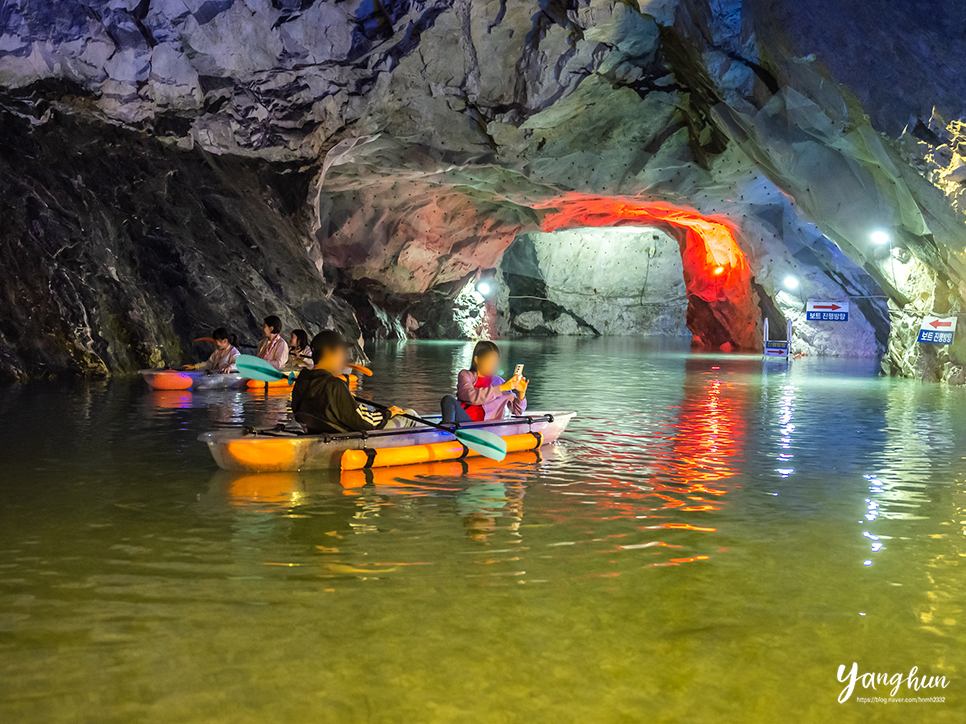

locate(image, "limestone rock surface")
(1, 0), (966, 378)
(0, 111), (360, 380)
(499, 228), (690, 338)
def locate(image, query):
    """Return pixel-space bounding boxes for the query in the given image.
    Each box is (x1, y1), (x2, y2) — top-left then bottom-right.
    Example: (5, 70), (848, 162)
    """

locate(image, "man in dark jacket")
(291, 331), (409, 434)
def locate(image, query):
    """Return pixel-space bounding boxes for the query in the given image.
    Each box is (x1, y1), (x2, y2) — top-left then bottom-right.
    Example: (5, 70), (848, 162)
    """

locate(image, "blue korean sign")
(806, 301), (849, 322)
(764, 340), (788, 357)
(918, 316), (957, 345)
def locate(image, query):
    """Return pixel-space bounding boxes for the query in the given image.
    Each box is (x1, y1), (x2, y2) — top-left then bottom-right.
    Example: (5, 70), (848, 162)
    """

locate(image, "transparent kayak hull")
(198, 412), (575, 472)
(139, 369), (248, 390)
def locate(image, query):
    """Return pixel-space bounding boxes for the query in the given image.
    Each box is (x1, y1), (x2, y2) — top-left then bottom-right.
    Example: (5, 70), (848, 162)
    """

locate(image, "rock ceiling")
(2, 0), (966, 379)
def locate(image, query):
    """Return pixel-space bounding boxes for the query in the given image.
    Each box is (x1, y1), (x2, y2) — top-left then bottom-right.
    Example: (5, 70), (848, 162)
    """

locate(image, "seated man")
(291, 331), (414, 433)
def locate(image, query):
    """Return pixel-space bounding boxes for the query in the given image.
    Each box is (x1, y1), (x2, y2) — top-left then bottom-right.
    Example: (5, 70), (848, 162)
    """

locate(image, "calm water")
(0, 338), (963, 722)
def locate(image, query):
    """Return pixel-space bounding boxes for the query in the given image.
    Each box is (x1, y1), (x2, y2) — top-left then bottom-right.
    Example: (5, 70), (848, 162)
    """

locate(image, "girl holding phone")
(441, 340), (528, 422)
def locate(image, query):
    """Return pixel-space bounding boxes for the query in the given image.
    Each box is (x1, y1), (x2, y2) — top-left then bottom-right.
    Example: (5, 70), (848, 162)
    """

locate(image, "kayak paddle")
(235, 354), (297, 385)
(234, 355), (506, 461)
(236, 354), (365, 385)
(360, 399), (508, 462)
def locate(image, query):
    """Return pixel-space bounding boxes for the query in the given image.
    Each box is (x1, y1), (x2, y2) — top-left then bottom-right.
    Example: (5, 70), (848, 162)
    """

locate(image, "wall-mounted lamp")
(477, 281), (492, 296)
(783, 275), (799, 290)
(870, 230), (891, 245)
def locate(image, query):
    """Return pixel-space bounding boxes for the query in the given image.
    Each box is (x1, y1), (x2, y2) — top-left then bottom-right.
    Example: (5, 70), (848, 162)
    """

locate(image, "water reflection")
(2, 341), (966, 723)
(208, 451), (550, 549)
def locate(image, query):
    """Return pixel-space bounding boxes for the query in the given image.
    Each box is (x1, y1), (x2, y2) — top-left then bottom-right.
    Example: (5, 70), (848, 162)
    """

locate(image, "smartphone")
(514, 364), (524, 377)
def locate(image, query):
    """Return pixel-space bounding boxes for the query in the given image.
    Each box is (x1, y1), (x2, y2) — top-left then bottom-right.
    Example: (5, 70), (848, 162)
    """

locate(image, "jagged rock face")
(299, 0), (960, 362)
(0, 0), (402, 159)
(747, 0), (966, 136)
(0, 112), (360, 381)
(1, 0), (966, 378)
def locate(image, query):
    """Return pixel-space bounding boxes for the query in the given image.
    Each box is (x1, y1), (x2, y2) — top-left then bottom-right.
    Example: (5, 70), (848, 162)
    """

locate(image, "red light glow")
(537, 194), (760, 350)
(538, 194), (749, 304)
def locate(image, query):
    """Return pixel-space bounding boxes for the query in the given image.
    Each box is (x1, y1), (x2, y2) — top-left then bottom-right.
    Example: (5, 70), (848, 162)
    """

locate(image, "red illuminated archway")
(537, 195), (759, 350)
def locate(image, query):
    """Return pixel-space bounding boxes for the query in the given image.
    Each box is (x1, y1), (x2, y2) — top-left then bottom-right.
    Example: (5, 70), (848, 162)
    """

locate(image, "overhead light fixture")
(783, 275), (799, 290)
(477, 281), (491, 296)
(713, 266), (725, 275)
(870, 230), (891, 245)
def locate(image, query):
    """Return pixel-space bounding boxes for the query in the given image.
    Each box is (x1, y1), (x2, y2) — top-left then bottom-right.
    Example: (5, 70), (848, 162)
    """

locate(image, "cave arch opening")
(497, 226), (689, 338)
(495, 198), (761, 349)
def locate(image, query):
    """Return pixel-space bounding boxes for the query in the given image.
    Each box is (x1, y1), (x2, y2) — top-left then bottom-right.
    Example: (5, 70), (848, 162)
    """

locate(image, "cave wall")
(299, 0), (944, 363)
(499, 228), (689, 338)
(746, 0), (966, 136)
(0, 0), (965, 378)
(0, 111), (360, 380)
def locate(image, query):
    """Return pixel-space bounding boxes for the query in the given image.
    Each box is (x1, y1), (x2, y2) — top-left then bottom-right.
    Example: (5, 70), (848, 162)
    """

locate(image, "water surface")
(1, 339), (963, 722)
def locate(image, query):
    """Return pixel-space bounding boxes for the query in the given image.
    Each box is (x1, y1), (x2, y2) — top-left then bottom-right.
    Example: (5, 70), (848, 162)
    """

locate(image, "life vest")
(460, 375), (492, 421)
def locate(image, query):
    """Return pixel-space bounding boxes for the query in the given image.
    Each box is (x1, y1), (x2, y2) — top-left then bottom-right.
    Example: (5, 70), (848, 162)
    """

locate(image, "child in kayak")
(442, 340), (528, 423)
(287, 328), (314, 370)
(185, 328), (239, 373)
(292, 331), (415, 434)
(257, 315), (289, 370)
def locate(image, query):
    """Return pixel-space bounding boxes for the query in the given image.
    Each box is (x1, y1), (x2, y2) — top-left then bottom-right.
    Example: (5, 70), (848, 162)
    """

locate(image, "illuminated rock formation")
(0, 0), (964, 378)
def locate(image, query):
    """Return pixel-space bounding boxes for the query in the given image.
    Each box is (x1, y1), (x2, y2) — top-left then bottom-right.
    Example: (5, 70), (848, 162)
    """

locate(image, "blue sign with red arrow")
(806, 301), (849, 322)
(918, 316), (957, 345)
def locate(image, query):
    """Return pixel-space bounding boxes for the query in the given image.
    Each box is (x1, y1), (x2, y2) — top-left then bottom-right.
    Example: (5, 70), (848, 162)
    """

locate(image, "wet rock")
(499, 227), (690, 338)
(1, 0), (966, 380)
(0, 110), (361, 381)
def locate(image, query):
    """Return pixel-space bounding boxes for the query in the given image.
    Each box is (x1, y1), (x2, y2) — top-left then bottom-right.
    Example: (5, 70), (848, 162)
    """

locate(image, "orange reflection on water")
(576, 371), (744, 521)
(340, 451), (543, 492)
(546, 367), (745, 566)
(147, 390), (194, 409)
(225, 472), (307, 508)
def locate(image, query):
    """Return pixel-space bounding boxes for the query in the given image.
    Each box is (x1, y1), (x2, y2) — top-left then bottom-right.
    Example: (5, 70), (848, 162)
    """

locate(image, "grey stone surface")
(1, 0), (965, 377)
(499, 228), (690, 338)
(0, 111), (361, 380)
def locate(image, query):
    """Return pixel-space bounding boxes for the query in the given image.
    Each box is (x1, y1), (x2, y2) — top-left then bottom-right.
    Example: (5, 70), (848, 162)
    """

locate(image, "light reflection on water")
(0, 338), (964, 722)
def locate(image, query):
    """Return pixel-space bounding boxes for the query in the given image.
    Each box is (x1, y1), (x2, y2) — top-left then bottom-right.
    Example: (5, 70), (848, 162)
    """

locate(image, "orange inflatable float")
(340, 432), (543, 471)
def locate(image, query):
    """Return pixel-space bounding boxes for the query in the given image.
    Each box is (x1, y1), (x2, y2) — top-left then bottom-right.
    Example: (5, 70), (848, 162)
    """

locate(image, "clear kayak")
(245, 377), (294, 389)
(139, 369), (248, 391)
(139, 369), (355, 392)
(244, 372), (358, 391)
(198, 412), (575, 472)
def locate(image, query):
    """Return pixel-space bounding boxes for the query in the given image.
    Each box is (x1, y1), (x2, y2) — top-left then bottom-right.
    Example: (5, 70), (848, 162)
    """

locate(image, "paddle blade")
(347, 363), (373, 377)
(455, 429), (508, 462)
(235, 354), (293, 383)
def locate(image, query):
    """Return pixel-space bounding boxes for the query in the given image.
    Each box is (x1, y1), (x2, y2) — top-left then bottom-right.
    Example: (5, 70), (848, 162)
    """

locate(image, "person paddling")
(292, 331), (415, 433)
(257, 315), (289, 370)
(442, 340), (528, 423)
(185, 328), (239, 373)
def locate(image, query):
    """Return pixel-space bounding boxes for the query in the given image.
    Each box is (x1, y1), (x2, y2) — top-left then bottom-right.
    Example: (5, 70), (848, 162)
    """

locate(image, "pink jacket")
(257, 335), (289, 370)
(456, 369), (527, 420)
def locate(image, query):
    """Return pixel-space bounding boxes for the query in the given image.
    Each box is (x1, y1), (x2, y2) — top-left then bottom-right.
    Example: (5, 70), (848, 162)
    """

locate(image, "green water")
(0, 338), (963, 722)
